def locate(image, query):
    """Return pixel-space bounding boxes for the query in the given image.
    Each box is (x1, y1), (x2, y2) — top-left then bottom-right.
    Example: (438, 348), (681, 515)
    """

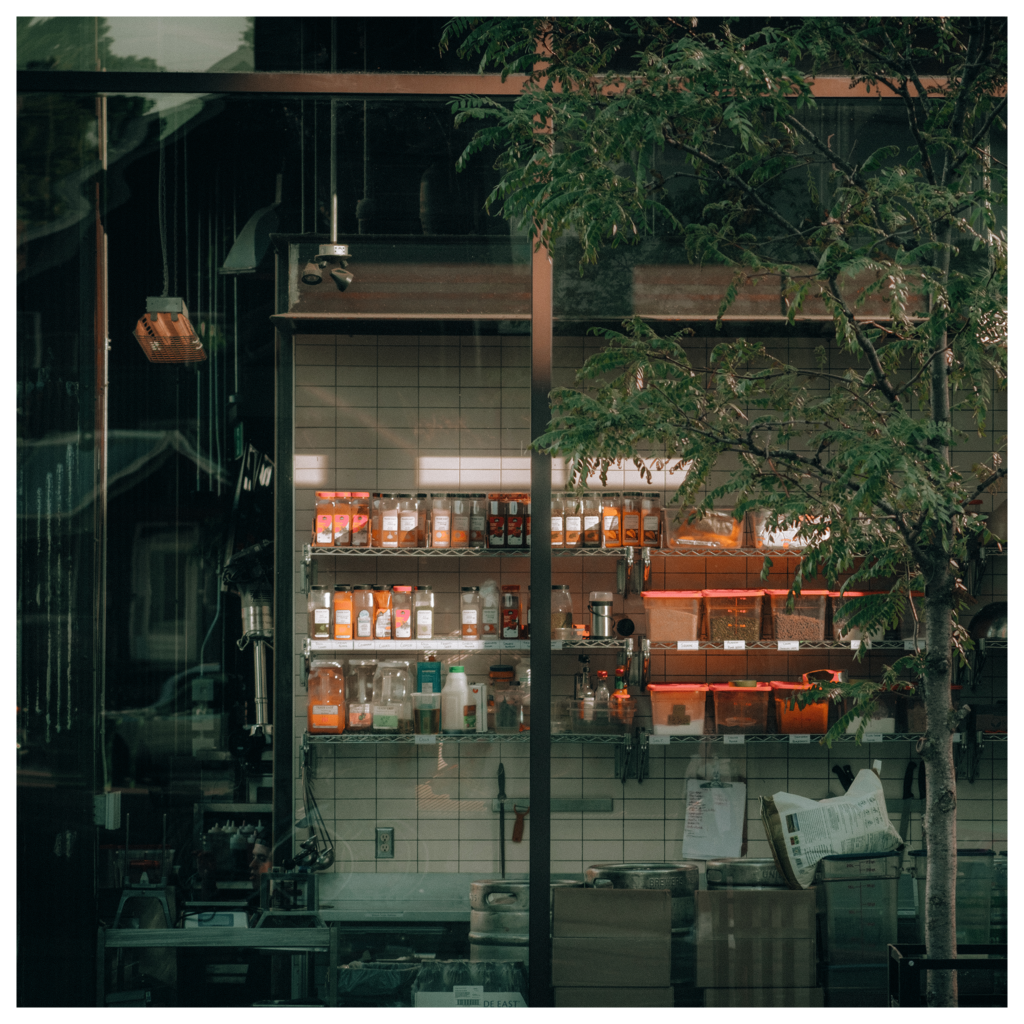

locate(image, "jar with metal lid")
(308, 584), (332, 638)
(551, 584), (573, 638)
(461, 586), (482, 638)
(414, 585), (435, 640)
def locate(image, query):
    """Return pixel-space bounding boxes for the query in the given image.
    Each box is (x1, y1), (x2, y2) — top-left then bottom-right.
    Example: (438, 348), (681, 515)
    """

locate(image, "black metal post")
(528, 241), (553, 1007)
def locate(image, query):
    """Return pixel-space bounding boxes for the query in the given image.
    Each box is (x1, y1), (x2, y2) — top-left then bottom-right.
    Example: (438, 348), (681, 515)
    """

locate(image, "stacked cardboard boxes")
(695, 888), (823, 1007)
(552, 889), (674, 1007)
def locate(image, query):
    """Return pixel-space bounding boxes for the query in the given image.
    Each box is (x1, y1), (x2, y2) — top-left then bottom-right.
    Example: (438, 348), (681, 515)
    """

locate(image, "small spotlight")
(300, 243), (354, 292)
(330, 266), (353, 291)
(301, 262), (323, 285)
(133, 297), (206, 364)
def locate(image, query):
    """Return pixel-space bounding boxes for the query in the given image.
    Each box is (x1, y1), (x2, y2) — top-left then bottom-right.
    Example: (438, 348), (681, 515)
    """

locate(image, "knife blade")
(497, 762), (506, 879)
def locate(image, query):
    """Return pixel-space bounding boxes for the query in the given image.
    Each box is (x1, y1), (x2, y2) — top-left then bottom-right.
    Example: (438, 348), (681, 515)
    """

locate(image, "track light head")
(301, 262), (323, 285)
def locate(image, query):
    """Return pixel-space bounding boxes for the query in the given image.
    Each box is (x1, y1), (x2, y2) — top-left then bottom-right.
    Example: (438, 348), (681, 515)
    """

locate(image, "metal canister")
(584, 861), (699, 928)
(705, 857), (788, 890)
(468, 878), (582, 963)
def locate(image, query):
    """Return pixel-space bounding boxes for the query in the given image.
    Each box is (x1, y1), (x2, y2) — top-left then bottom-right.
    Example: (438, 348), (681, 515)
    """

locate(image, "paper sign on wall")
(681, 779), (746, 860)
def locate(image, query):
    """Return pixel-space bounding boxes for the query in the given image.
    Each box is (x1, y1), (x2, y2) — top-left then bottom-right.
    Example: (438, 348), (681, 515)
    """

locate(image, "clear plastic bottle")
(350, 491), (371, 547)
(414, 585), (435, 640)
(345, 659), (377, 731)
(308, 584), (331, 638)
(307, 658), (345, 734)
(313, 491), (335, 547)
(642, 493), (662, 547)
(414, 493), (429, 547)
(380, 494), (401, 548)
(430, 494), (452, 548)
(332, 491), (353, 547)
(469, 494), (488, 548)
(372, 585), (393, 639)
(564, 495), (583, 548)
(392, 585), (414, 639)
(353, 585), (375, 640)
(441, 665), (472, 732)
(609, 666), (636, 728)
(369, 492), (383, 547)
(397, 494), (418, 548)
(506, 498), (525, 548)
(622, 492), (643, 546)
(487, 498), (506, 548)
(332, 584), (353, 640)
(451, 494), (471, 548)
(479, 579), (500, 638)
(550, 494), (565, 548)
(601, 492), (623, 548)
(582, 494), (602, 547)
(461, 586), (482, 638)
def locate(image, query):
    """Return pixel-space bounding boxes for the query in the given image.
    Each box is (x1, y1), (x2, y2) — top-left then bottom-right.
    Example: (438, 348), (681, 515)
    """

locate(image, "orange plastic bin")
(710, 682), (772, 734)
(771, 681), (830, 734)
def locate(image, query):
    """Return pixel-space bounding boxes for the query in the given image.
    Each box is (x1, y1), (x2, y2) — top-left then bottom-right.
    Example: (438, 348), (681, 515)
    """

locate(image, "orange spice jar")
(601, 492), (623, 548)
(350, 492), (371, 547)
(332, 584), (353, 640)
(332, 491), (353, 547)
(313, 491), (335, 547)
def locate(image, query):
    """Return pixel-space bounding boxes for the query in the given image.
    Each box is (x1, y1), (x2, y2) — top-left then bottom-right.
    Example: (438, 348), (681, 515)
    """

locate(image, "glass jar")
(307, 658), (345, 734)
(380, 494), (401, 548)
(564, 495), (583, 548)
(642, 493), (662, 547)
(308, 585), (332, 638)
(371, 661), (413, 734)
(622, 492), (643, 546)
(350, 491), (371, 547)
(414, 585), (435, 640)
(551, 584), (573, 638)
(582, 494), (602, 547)
(469, 494), (488, 547)
(506, 498), (525, 548)
(345, 659), (377, 731)
(313, 491), (335, 547)
(501, 585), (521, 639)
(397, 494), (418, 548)
(353, 585), (375, 640)
(430, 494), (452, 548)
(392, 585), (414, 639)
(601, 492), (623, 548)
(461, 586), (482, 638)
(332, 584), (353, 640)
(451, 494), (471, 548)
(550, 494), (565, 548)
(372, 585), (393, 639)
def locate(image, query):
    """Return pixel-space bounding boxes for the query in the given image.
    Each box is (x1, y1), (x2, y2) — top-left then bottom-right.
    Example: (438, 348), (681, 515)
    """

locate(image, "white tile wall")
(292, 331), (1008, 875)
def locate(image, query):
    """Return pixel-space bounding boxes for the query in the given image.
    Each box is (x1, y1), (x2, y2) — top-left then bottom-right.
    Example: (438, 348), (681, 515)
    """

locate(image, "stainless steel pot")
(705, 857), (788, 889)
(584, 861), (699, 929)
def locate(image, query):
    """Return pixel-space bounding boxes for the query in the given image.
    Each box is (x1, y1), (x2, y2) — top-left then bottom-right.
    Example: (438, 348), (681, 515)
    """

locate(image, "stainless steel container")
(705, 857), (788, 889)
(468, 878), (582, 962)
(584, 861), (699, 929)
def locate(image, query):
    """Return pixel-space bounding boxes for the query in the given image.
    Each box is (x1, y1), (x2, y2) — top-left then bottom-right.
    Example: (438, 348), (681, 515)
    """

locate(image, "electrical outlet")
(375, 826), (395, 859)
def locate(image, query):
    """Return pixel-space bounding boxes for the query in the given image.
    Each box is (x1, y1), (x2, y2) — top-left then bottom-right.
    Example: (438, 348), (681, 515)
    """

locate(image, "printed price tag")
(863, 733), (883, 743)
(415, 734), (438, 745)
(850, 639), (862, 650)
(677, 640), (699, 651)
(723, 734), (745, 745)
(789, 734), (811, 744)
(648, 734), (670, 745)
(353, 640), (375, 651)
(550, 640), (564, 650)
(723, 640), (746, 650)
(377, 640), (397, 650)
(777, 640), (799, 651)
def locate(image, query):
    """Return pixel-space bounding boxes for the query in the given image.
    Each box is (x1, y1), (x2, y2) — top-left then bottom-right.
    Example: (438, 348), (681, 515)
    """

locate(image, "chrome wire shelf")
(303, 637), (629, 656)
(647, 640), (1007, 652)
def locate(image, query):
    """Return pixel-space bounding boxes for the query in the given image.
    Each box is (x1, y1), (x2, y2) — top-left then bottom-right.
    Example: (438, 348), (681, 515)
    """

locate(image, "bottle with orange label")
(307, 659), (345, 734)
(332, 584), (353, 640)
(332, 491), (353, 546)
(601, 492), (623, 548)
(622, 492), (642, 546)
(313, 491), (335, 547)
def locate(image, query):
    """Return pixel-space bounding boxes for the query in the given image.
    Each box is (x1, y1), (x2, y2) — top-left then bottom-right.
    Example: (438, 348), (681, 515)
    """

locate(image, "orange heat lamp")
(133, 297), (207, 364)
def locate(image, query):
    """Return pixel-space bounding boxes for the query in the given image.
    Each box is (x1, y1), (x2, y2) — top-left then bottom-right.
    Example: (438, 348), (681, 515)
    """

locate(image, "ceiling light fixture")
(133, 296), (207, 364)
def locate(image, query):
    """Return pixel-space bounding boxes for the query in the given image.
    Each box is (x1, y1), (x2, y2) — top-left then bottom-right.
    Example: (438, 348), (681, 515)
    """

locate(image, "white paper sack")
(771, 769), (902, 887)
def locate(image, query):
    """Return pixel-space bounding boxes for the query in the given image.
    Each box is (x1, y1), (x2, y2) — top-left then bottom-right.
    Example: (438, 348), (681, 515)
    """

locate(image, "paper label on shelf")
(308, 639), (333, 651)
(483, 639), (500, 650)
(777, 640), (799, 651)
(677, 640), (699, 650)
(332, 640), (354, 651)
(501, 640), (523, 650)
(850, 639), (862, 650)
(723, 640), (746, 650)
(863, 733), (883, 743)
(904, 639), (923, 650)
(463, 641), (484, 651)
(415, 734), (438, 745)
(723, 734), (745, 745)
(353, 640), (375, 651)
(377, 640), (397, 650)
(550, 640), (563, 650)
(789, 734), (811, 744)
(648, 734), (670, 745)
(439, 639), (458, 651)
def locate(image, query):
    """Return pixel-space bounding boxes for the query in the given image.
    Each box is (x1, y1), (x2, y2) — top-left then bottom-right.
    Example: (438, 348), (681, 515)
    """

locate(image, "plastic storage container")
(816, 852), (900, 965)
(703, 590), (764, 643)
(771, 681), (831, 734)
(662, 507), (744, 549)
(765, 589), (828, 642)
(841, 686), (904, 734)
(710, 682), (772, 734)
(911, 849), (995, 944)
(829, 591), (888, 644)
(647, 683), (709, 735)
(307, 658), (345, 734)
(641, 591), (702, 642)
(750, 509), (826, 551)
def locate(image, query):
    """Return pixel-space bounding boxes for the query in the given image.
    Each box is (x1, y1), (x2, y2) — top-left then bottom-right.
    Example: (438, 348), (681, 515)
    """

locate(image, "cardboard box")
(704, 987), (825, 1007)
(552, 887), (671, 938)
(696, 937), (817, 988)
(695, 887), (817, 940)
(555, 986), (674, 1007)
(552, 936), (670, 987)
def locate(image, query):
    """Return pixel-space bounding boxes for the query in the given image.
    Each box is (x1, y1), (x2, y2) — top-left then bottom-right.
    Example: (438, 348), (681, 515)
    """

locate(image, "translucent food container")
(829, 591), (889, 643)
(750, 510), (827, 551)
(710, 682), (772, 734)
(702, 590), (764, 643)
(841, 686), (904, 734)
(570, 704), (628, 736)
(647, 683), (709, 735)
(771, 681), (830, 734)
(662, 507), (744, 549)
(765, 589), (828, 642)
(641, 591), (702, 642)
